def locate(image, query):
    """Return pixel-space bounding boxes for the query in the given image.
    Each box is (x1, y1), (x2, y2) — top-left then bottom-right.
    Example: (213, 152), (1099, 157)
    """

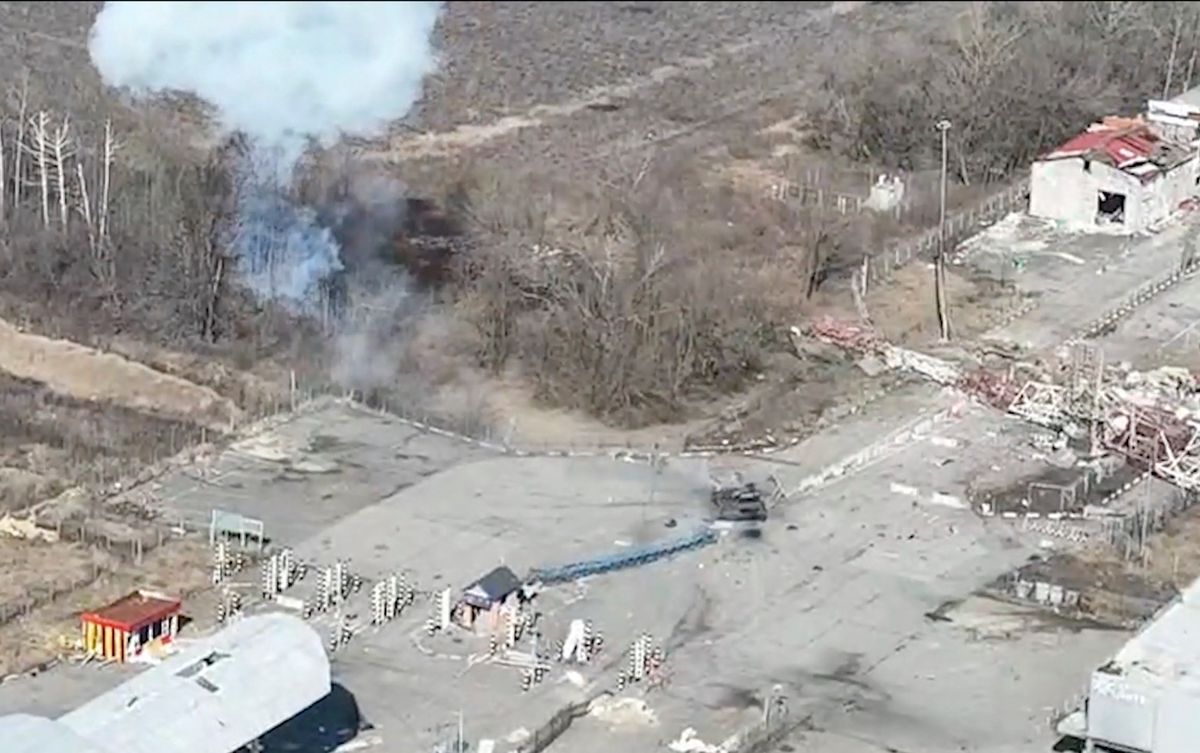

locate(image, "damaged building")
(1029, 117), (1198, 232)
(1058, 576), (1200, 753)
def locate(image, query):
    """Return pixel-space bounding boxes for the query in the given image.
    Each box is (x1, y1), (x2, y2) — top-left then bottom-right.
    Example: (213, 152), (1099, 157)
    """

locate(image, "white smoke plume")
(89, 1), (441, 168)
(88, 1), (443, 304)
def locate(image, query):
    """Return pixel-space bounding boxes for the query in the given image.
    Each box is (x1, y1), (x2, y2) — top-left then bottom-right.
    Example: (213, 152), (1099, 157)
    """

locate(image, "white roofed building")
(1062, 576), (1200, 752)
(0, 613), (331, 753)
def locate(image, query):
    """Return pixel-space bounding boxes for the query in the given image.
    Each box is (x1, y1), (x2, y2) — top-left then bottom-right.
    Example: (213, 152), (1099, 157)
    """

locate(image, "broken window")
(1083, 159), (1091, 173)
(1098, 191), (1126, 224)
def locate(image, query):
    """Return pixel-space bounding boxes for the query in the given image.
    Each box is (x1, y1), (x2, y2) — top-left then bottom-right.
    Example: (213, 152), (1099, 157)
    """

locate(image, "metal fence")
(1103, 487), (1198, 562)
(0, 509), (212, 628)
(516, 698), (592, 753)
(768, 182), (867, 215)
(862, 180), (1029, 288)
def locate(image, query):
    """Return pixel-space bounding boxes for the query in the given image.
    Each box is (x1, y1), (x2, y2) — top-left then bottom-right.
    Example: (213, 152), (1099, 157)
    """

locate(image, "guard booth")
(455, 565), (523, 631)
(81, 590), (181, 662)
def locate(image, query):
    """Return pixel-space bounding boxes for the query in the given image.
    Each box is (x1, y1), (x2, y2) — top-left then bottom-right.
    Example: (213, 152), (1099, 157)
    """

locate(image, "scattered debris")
(588, 695), (659, 727)
(669, 727), (731, 753)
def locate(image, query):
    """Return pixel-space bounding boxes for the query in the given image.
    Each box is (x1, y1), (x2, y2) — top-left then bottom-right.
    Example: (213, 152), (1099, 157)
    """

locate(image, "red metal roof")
(1047, 125), (1158, 165)
(82, 590), (181, 631)
(1041, 118), (1194, 182)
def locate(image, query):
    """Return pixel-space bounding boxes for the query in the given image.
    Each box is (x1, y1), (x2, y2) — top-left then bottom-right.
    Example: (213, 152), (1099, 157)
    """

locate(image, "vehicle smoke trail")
(88, 1), (442, 305)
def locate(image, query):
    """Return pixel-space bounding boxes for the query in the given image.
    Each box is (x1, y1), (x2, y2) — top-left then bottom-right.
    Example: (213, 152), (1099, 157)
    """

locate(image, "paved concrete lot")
(960, 212), (1196, 350)
(292, 453), (714, 582)
(595, 403), (1126, 753)
(0, 390), (1129, 753)
(139, 399), (496, 545)
(1088, 266), (1200, 367)
(284, 453), (716, 750)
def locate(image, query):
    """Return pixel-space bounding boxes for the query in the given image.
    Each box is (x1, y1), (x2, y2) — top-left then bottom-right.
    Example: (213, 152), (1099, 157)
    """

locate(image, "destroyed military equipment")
(710, 481), (768, 522)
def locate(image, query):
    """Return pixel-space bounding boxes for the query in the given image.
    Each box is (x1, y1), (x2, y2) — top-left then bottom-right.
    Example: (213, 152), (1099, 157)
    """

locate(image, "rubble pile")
(804, 315), (1200, 492)
(1112, 365), (1200, 418)
(806, 316), (964, 385)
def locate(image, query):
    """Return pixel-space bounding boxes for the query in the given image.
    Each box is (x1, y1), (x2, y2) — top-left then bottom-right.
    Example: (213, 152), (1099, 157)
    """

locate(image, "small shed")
(81, 590), (181, 663)
(457, 566), (523, 630)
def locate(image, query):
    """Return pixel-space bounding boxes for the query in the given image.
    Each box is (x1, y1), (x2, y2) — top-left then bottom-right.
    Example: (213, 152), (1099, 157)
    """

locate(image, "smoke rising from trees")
(88, 1), (443, 305)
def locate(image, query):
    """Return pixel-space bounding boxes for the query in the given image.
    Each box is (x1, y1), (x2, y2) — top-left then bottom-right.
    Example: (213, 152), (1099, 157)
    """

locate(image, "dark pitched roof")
(466, 566), (521, 601)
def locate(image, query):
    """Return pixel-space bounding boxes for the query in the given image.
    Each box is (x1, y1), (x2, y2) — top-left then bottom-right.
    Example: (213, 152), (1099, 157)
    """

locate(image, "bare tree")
(0, 121), (6, 227)
(99, 119), (116, 243)
(811, 1), (1187, 181)
(11, 75), (27, 211)
(451, 161), (772, 425)
(51, 115), (73, 229)
(26, 110), (50, 228)
(175, 155), (236, 342)
(76, 162), (95, 255)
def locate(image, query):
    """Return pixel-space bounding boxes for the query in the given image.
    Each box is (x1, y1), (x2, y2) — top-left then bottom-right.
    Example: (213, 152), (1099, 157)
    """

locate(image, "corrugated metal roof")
(83, 590), (180, 631)
(1041, 119), (1195, 182)
(0, 713), (111, 753)
(60, 613), (330, 753)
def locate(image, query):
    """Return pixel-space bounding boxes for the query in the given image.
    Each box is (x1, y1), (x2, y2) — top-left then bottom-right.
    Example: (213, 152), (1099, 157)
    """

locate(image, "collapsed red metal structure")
(1101, 402), (1193, 470)
(807, 315), (1200, 493)
(809, 316), (885, 354)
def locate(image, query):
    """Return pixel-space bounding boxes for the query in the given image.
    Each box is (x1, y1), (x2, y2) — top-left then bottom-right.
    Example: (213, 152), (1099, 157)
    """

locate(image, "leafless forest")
(0, 0), (1197, 436)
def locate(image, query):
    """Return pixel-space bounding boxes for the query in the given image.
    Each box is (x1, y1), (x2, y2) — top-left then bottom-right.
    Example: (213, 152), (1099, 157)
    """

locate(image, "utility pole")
(935, 119), (952, 341)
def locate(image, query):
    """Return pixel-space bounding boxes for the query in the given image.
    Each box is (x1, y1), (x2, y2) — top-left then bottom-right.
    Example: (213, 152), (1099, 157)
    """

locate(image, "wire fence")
(0, 510), (213, 628)
(862, 180), (1029, 288)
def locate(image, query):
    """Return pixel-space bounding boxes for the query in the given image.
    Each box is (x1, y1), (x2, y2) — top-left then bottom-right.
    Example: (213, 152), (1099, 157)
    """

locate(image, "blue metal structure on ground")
(529, 528), (717, 585)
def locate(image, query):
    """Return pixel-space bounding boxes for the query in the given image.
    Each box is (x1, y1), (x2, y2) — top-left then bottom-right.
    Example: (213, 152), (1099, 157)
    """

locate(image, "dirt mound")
(0, 317), (241, 431)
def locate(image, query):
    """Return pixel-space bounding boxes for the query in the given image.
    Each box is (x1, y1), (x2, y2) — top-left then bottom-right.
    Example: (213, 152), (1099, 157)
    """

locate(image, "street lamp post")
(935, 119), (952, 341)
